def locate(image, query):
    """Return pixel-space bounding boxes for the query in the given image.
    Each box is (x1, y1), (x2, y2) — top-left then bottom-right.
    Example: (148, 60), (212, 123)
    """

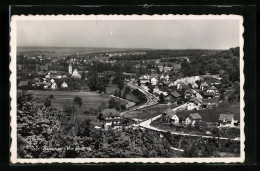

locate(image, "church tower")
(68, 64), (72, 75)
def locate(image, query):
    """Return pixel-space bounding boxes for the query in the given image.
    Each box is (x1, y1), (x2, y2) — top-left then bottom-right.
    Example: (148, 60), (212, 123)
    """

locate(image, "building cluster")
(106, 52), (146, 57)
(18, 63), (87, 90)
(161, 108), (239, 128)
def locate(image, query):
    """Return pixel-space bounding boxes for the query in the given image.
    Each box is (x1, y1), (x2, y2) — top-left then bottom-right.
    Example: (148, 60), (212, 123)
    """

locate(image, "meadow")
(125, 104), (170, 121)
(26, 90), (128, 125)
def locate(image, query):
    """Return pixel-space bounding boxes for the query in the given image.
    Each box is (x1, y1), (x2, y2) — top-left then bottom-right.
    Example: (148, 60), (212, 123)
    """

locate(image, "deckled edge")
(10, 14), (245, 164)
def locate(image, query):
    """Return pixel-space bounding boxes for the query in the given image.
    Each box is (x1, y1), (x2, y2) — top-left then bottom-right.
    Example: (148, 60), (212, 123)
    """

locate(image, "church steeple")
(68, 64), (72, 75)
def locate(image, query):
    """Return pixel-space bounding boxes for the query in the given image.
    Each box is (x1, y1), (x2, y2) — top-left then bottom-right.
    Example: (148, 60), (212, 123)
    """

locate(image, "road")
(120, 81), (159, 116)
(127, 82), (158, 110)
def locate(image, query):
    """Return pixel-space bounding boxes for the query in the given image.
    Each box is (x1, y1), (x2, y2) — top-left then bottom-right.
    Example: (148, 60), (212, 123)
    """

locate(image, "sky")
(17, 19), (240, 50)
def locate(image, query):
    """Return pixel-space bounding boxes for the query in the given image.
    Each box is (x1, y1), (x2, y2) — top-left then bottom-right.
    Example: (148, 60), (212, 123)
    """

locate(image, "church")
(68, 64), (81, 79)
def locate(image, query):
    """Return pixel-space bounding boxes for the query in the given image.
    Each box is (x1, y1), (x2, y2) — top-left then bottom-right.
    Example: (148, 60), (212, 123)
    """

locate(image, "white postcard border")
(10, 14), (245, 164)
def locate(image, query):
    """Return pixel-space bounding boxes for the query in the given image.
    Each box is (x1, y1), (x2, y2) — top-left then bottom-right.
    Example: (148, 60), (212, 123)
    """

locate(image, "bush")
(74, 96), (82, 107)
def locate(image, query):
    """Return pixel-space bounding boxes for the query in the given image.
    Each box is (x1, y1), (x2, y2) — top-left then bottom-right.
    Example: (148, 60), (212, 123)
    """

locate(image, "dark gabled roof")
(219, 114), (233, 121)
(189, 98), (202, 105)
(101, 109), (120, 117)
(161, 108), (175, 116)
(185, 89), (193, 94)
(188, 113), (202, 120)
(175, 112), (189, 120)
(171, 91), (181, 98)
(18, 81), (28, 87)
(182, 84), (190, 90)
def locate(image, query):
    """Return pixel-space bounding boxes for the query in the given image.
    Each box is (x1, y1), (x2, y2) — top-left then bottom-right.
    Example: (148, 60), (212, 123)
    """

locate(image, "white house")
(164, 75), (170, 81)
(192, 82), (199, 89)
(71, 69), (81, 79)
(98, 109), (121, 130)
(187, 98), (202, 110)
(61, 82), (68, 89)
(150, 77), (158, 86)
(219, 114), (234, 127)
(200, 82), (209, 91)
(160, 75), (165, 80)
(51, 82), (58, 90)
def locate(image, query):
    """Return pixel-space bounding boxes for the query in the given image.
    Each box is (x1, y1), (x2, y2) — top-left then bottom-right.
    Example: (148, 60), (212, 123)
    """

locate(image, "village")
(17, 47), (240, 142)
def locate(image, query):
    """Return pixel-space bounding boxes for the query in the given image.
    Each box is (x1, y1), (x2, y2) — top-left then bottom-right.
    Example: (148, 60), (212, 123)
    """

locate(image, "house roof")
(101, 109), (120, 117)
(45, 82), (51, 86)
(162, 108), (175, 116)
(182, 84), (191, 90)
(189, 98), (202, 105)
(202, 98), (219, 104)
(185, 89), (193, 94)
(209, 86), (217, 90)
(219, 114), (233, 121)
(171, 91), (181, 98)
(201, 82), (209, 87)
(18, 81), (28, 87)
(188, 113), (202, 120)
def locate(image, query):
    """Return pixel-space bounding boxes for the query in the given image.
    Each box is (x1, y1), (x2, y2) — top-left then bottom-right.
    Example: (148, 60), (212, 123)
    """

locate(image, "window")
(223, 118), (227, 123)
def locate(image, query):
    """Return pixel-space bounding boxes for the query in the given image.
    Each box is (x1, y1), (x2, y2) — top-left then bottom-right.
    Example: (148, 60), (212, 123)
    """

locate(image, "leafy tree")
(159, 93), (165, 103)
(74, 96), (82, 107)
(63, 103), (77, 119)
(114, 90), (119, 97)
(44, 98), (52, 107)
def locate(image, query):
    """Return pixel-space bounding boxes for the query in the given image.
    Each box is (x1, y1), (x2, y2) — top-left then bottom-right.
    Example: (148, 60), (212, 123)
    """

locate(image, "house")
(17, 64), (23, 71)
(164, 67), (173, 73)
(164, 111), (188, 124)
(187, 98), (202, 110)
(201, 98), (219, 110)
(51, 82), (58, 90)
(164, 94), (175, 102)
(139, 75), (150, 86)
(206, 86), (220, 97)
(171, 91), (181, 99)
(160, 75), (165, 80)
(192, 82), (199, 89)
(219, 114), (234, 127)
(43, 82), (51, 90)
(185, 113), (202, 126)
(163, 80), (171, 86)
(98, 109), (121, 130)
(161, 108), (175, 122)
(165, 91), (181, 102)
(200, 82), (209, 91)
(184, 89), (193, 99)
(150, 77), (158, 86)
(203, 92), (215, 99)
(18, 81), (29, 88)
(61, 82), (68, 89)
(71, 69), (81, 79)
(164, 75), (170, 80)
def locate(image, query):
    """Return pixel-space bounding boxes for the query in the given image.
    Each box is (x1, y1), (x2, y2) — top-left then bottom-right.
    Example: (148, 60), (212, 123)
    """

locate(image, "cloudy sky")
(17, 19), (240, 49)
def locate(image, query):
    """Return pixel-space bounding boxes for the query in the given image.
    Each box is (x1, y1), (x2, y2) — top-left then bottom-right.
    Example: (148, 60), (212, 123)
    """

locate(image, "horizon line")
(17, 46), (235, 51)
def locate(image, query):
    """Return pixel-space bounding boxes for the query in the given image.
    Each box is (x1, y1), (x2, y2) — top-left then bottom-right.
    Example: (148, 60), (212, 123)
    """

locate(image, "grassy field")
(125, 104), (170, 121)
(27, 90), (128, 126)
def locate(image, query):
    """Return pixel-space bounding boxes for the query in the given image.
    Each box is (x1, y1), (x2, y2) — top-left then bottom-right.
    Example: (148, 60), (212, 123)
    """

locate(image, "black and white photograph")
(10, 15), (244, 163)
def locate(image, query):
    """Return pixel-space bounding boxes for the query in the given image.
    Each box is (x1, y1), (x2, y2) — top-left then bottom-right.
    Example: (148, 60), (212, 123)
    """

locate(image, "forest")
(109, 49), (220, 61)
